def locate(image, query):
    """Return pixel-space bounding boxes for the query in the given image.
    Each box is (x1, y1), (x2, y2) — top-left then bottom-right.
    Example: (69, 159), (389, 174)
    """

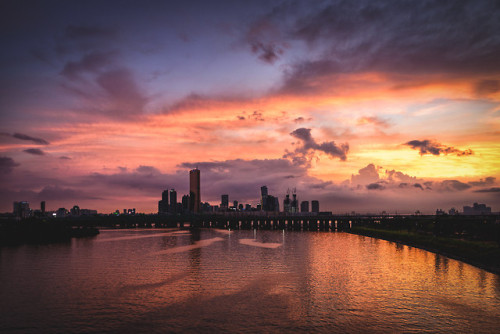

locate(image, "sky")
(1, 0), (499, 214)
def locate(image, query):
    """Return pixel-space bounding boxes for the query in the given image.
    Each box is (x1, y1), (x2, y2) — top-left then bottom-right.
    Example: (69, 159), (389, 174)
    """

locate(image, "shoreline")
(347, 227), (500, 275)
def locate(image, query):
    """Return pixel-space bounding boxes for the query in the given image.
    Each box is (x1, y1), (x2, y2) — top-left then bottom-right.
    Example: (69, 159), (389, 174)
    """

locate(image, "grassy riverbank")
(349, 226), (500, 275)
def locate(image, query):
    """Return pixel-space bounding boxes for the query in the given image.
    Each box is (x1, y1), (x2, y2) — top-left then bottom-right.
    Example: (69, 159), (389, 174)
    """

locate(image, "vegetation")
(349, 224), (500, 274)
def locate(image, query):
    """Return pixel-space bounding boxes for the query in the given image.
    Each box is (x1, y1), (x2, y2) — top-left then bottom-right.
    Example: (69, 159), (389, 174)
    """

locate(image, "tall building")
(221, 194), (229, 209)
(311, 200), (319, 213)
(158, 189), (169, 214)
(189, 168), (200, 213)
(283, 194), (291, 213)
(301, 201), (309, 213)
(169, 189), (177, 213)
(291, 193), (298, 213)
(261, 186), (268, 209)
(182, 194), (190, 213)
(463, 202), (491, 215)
(41, 201), (45, 214)
(13, 201), (30, 218)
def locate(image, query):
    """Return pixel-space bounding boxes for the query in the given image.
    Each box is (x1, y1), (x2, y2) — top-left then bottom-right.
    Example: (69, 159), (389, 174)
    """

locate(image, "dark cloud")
(474, 187), (500, 193)
(261, 1), (500, 93)
(1, 132), (49, 145)
(237, 116), (245, 120)
(23, 148), (45, 156)
(439, 180), (472, 192)
(59, 156), (71, 160)
(294, 117), (305, 123)
(13, 132), (49, 145)
(37, 185), (100, 200)
(0, 157), (20, 174)
(404, 139), (473, 156)
(366, 183), (385, 190)
(135, 165), (161, 174)
(475, 79), (500, 96)
(65, 25), (116, 40)
(61, 51), (116, 80)
(245, 19), (286, 64)
(413, 183), (424, 190)
(284, 128), (349, 165)
(468, 177), (496, 187)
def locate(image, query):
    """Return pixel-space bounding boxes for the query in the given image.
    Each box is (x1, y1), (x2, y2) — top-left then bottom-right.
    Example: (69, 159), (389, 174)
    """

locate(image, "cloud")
(283, 128), (349, 165)
(1, 132), (49, 145)
(438, 180), (472, 192)
(474, 79), (500, 96)
(59, 156), (71, 160)
(64, 25), (116, 40)
(245, 19), (286, 64)
(351, 164), (380, 185)
(0, 157), (20, 174)
(474, 187), (500, 193)
(413, 183), (424, 190)
(404, 139), (473, 156)
(385, 169), (417, 183)
(23, 148), (45, 156)
(468, 177), (496, 187)
(37, 185), (100, 200)
(366, 183), (385, 190)
(357, 116), (389, 128)
(256, 1), (500, 94)
(96, 68), (148, 115)
(60, 51), (115, 80)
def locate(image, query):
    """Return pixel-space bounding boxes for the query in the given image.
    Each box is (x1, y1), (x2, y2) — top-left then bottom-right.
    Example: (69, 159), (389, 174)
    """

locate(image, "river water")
(1, 228), (499, 333)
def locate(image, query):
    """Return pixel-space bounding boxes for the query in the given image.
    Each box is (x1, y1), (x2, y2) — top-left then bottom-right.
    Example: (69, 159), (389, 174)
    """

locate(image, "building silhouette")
(300, 201), (309, 213)
(311, 200), (319, 213)
(169, 189), (177, 213)
(189, 168), (200, 213)
(158, 190), (169, 214)
(13, 201), (30, 218)
(41, 201), (45, 214)
(221, 194), (229, 210)
(463, 202), (491, 215)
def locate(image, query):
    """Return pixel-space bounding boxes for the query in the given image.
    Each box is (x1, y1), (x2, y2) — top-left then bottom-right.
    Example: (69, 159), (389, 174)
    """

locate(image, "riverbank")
(0, 221), (99, 246)
(348, 226), (500, 275)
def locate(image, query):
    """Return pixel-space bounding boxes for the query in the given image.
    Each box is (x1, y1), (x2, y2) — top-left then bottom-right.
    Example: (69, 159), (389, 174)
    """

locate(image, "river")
(1, 228), (499, 333)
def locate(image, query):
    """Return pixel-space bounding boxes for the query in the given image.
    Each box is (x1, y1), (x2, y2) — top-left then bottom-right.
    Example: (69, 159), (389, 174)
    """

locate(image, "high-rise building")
(189, 168), (200, 213)
(283, 194), (291, 213)
(41, 201), (45, 214)
(158, 189), (169, 214)
(261, 186), (268, 209)
(13, 201), (30, 218)
(221, 194), (229, 209)
(182, 194), (190, 213)
(300, 201), (309, 212)
(291, 193), (298, 213)
(169, 189), (177, 213)
(70, 205), (80, 216)
(311, 200), (319, 213)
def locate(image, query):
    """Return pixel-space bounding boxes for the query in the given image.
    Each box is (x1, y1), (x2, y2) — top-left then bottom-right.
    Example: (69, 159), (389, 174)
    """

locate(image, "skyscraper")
(221, 194), (229, 209)
(189, 168), (200, 213)
(169, 189), (177, 213)
(260, 186), (268, 209)
(301, 201), (309, 213)
(158, 189), (169, 213)
(311, 200), (319, 213)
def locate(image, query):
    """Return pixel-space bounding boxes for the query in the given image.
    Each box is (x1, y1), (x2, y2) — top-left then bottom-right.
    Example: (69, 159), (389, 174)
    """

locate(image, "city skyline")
(1, 0), (500, 214)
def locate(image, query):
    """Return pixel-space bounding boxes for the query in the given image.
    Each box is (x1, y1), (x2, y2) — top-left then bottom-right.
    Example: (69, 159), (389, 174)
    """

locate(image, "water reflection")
(1, 229), (499, 333)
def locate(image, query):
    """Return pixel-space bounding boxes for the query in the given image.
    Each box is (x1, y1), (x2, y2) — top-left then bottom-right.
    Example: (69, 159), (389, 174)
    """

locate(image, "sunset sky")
(1, 0), (499, 214)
